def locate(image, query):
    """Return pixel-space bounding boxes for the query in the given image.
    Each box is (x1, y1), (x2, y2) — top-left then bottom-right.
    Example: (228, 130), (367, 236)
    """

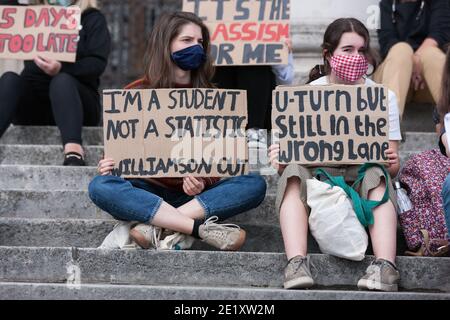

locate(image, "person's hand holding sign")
(411, 53), (425, 92)
(183, 176), (205, 196)
(34, 55), (62, 76)
(385, 145), (400, 176)
(269, 144), (287, 175)
(285, 38), (293, 53)
(97, 158), (115, 176)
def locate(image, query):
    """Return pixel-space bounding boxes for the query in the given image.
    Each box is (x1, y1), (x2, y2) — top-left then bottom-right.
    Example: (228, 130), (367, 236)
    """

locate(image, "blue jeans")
(441, 174), (450, 238)
(88, 174), (267, 223)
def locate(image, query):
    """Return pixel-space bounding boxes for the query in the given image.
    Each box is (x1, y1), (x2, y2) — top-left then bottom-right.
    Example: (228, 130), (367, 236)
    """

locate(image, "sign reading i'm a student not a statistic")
(103, 88), (249, 178)
(272, 85), (390, 165)
(182, 0), (290, 66)
(0, 5), (81, 62)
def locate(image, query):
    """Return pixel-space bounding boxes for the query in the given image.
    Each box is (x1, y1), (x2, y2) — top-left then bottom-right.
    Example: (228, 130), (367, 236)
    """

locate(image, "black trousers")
(213, 66), (276, 130)
(0, 71), (101, 145)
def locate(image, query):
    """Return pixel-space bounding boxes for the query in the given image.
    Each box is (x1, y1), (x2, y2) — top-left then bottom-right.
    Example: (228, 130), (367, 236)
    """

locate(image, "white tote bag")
(98, 221), (137, 249)
(159, 232), (195, 250)
(307, 178), (368, 261)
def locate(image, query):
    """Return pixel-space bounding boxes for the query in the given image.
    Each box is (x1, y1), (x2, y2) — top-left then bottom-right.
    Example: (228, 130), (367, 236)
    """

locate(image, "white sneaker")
(159, 232), (195, 250)
(198, 216), (246, 251)
(98, 221), (137, 250)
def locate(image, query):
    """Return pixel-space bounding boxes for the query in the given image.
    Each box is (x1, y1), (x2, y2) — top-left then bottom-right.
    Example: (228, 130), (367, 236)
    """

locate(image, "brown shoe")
(284, 255), (315, 289)
(198, 216), (246, 251)
(357, 259), (400, 292)
(129, 224), (163, 249)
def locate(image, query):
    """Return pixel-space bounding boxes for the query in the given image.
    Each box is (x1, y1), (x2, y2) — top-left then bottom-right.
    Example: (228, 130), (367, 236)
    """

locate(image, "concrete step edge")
(0, 247), (448, 292)
(0, 282), (449, 300)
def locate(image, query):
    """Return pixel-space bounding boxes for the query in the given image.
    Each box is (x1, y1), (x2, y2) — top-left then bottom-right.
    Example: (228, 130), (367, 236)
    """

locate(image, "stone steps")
(0, 126), (103, 146)
(1, 282), (448, 300)
(0, 247), (448, 292)
(0, 143), (436, 167)
(0, 190), (276, 221)
(0, 183), (422, 256)
(0, 151), (426, 192)
(0, 145), (103, 166)
(0, 125), (446, 300)
(0, 126), (439, 150)
(0, 190), (106, 219)
(0, 217), (412, 255)
(0, 218), (285, 253)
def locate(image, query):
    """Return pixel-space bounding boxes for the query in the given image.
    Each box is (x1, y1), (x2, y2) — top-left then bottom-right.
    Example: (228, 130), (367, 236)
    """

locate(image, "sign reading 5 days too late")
(0, 5), (81, 62)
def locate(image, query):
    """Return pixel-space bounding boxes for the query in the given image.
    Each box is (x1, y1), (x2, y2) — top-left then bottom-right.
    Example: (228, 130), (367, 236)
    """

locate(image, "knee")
(88, 175), (120, 202)
(239, 174), (267, 202)
(364, 167), (387, 196)
(286, 176), (301, 188)
(250, 175), (267, 198)
(389, 42), (414, 57)
(281, 176), (303, 202)
(1, 71), (20, 81)
(0, 71), (21, 85)
(386, 42), (414, 65)
(419, 46), (443, 63)
(49, 72), (77, 93)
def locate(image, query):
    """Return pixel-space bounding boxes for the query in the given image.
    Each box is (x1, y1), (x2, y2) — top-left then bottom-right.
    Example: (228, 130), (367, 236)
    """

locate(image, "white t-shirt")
(309, 76), (402, 141)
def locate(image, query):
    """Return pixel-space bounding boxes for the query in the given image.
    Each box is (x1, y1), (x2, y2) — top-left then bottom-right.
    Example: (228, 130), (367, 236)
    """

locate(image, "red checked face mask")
(330, 54), (369, 83)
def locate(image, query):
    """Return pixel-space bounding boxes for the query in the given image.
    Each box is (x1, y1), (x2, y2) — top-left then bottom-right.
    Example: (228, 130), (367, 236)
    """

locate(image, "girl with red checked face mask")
(268, 18), (402, 292)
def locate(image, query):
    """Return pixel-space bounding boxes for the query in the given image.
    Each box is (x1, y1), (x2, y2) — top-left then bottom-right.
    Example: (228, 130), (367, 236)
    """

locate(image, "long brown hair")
(438, 46), (450, 124)
(307, 18), (379, 83)
(143, 12), (215, 89)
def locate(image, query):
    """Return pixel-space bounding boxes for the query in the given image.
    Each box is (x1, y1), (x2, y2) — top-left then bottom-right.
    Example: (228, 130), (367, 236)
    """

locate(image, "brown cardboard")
(103, 88), (249, 178)
(0, 5), (81, 62)
(182, 0), (290, 66)
(272, 84), (390, 165)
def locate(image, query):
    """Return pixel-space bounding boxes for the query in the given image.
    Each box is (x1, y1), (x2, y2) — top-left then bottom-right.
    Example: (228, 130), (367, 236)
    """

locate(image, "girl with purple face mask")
(268, 18), (403, 292)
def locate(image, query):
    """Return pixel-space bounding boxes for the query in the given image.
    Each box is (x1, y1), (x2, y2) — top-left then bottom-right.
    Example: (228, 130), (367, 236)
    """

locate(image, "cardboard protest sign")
(103, 89), (249, 178)
(0, 5), (81, 62)
(182, 0), (290, 66)
(272, 85), (390, 165)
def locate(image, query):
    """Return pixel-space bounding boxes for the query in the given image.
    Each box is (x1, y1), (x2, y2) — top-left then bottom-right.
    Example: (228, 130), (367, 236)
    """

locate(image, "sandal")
(405, 229), (449, 257)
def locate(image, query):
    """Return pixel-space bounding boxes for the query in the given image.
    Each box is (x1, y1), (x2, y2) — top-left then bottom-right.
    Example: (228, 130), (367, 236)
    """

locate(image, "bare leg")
(280, 177), (309, 260)
(177, 198), (206, 220)
(150, 201), (195, 235)
(368, 181), (397, 264)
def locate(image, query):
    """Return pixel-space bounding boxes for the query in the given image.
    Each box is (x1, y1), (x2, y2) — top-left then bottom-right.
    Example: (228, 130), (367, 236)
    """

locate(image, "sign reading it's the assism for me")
(103, 89), (249, 178)
(183, 0), (290, 66)
(272, 85), (390, 165)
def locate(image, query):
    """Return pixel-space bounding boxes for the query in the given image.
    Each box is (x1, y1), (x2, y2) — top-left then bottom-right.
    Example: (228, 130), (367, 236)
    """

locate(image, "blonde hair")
(75, 0), (97, 12)
(37, 0), (98, 12)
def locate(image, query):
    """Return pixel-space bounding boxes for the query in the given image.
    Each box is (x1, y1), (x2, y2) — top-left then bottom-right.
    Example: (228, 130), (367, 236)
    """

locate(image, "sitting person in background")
(375, 0), (450, 132)
(0, 0), (111, 166)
